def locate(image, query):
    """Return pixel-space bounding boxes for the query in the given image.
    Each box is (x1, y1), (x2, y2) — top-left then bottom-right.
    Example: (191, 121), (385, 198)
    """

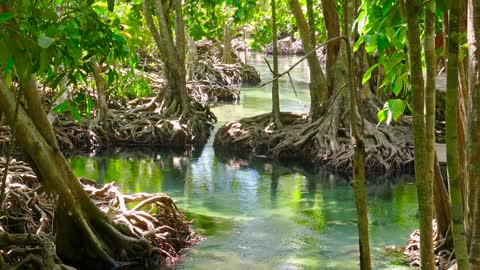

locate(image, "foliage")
(110, 72), (152, 99)
(354, 0), (410, 125)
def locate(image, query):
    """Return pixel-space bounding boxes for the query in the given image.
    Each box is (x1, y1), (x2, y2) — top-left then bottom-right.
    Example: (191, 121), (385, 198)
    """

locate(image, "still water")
(70, 54), (417, 269)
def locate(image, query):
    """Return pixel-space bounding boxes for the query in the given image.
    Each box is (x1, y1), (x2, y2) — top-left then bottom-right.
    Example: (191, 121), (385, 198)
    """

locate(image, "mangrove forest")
(2, 0), (480, 269)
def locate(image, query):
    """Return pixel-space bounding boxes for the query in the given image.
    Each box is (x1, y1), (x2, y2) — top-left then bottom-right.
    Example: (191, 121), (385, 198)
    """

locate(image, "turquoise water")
(70, 54), (417, 269)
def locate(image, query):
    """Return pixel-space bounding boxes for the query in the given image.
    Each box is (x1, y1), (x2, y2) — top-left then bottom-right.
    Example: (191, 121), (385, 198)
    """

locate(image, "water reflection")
(71, 149), (416, 270)
(70, 54), (416, 269)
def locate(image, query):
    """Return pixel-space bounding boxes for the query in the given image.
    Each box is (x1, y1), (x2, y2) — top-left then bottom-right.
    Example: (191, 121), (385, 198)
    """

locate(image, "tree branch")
(258, 36), (344, 88)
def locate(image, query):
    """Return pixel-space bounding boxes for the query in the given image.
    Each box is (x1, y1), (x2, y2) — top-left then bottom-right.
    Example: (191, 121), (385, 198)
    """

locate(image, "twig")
(287, 72), (298, 98)
(258, 36), (344, 88)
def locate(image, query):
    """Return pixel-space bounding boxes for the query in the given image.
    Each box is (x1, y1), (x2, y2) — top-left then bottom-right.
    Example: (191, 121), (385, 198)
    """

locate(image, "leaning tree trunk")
(223, 23), (233, 64)
(321, 0), (340, 97)
(403, 0), (434, 269)
(271, 0), (282, 128)
(0, 75), (152, 268)
(289, 0), (329, 119)
(445, 1), (470, 268)
(467, 0), (480, 268)
(306, 0), (316, 47)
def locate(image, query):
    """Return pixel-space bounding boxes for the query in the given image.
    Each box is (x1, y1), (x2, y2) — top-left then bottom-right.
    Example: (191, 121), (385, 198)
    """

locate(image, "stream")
(70, 54), (417, 269)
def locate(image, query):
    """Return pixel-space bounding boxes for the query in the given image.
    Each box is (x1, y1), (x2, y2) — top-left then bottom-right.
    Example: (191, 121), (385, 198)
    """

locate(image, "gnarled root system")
(214, 95), (414, 176)
(0, 157), (195, 269)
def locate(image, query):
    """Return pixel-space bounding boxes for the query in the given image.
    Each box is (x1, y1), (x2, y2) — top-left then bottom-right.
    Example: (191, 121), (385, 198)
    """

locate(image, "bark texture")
(321, 0), (341, 96)
(467, 0), (480, 268)
(403, 0), (434, 269)
(446, 1), (469, 268)
(343, 0), (371, 267)
(222, 23), (233, 64)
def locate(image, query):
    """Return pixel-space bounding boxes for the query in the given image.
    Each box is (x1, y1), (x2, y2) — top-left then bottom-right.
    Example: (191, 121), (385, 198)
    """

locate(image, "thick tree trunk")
(403, 0), (434, 269)
(222, 23), (233, 64)
(142, 0), (214, 145)
(271, 0), (282, 128)
(445, 1), (470, 269)
(0, 76), (150, 268)
(321, 0), (340, 97)
(467, 0), (480, 268)
(289, 0), (328, 119)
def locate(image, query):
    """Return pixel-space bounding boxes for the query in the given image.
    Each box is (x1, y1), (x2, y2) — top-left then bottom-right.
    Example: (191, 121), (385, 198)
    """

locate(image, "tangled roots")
(405, 220), (456, 269)
(214, 102), (414, 176)
(0, 157), (195, 269)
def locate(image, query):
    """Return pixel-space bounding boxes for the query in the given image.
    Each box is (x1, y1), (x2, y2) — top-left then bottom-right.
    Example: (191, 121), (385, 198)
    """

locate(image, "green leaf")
(387, 99), (406, 125)
(38, 34), (56, 49)
(362, 63), (379, 85)
(377, 109), (388, 125)
(392, 76), (403, 96)
(0, 13), (14, 24)
(53, 101), (70, 114)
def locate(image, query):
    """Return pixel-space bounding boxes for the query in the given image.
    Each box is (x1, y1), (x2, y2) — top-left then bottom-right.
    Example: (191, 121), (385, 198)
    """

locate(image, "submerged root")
(214, 96), (414, 176)
(0, 157), (195, 269)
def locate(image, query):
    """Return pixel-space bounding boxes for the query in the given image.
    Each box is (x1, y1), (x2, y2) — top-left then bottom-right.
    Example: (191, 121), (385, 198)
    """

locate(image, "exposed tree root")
(0, 157), (195, 269)
(195, 39), (261, 85)
(214, 94), (414, 176)
(187, 81), (239, 103)
(405, 220), (456, 269)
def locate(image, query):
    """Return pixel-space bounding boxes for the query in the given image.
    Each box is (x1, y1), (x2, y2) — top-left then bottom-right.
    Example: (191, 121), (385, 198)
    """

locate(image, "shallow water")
(70, 54), (417, 269)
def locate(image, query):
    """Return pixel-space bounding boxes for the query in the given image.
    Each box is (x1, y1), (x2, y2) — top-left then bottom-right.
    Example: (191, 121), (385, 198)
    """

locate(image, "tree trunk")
(321, 0), (340, 97)
(0, 76), (151, 268)
(92, 59), (109, 123)
(403, 0), (434, 269)
(306, 0), (316, 47)
(423, 0), (437, 252)
(186, 35), (197, 81)
(222, 23), (233, 64)
(467, 0), (480, 268)
(271, 0), (282, 128)
(433, 153), (451, 238)
(289, 0), (329, 119)
(445, 1), (470, 268)
(343, 0), (371, 268)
